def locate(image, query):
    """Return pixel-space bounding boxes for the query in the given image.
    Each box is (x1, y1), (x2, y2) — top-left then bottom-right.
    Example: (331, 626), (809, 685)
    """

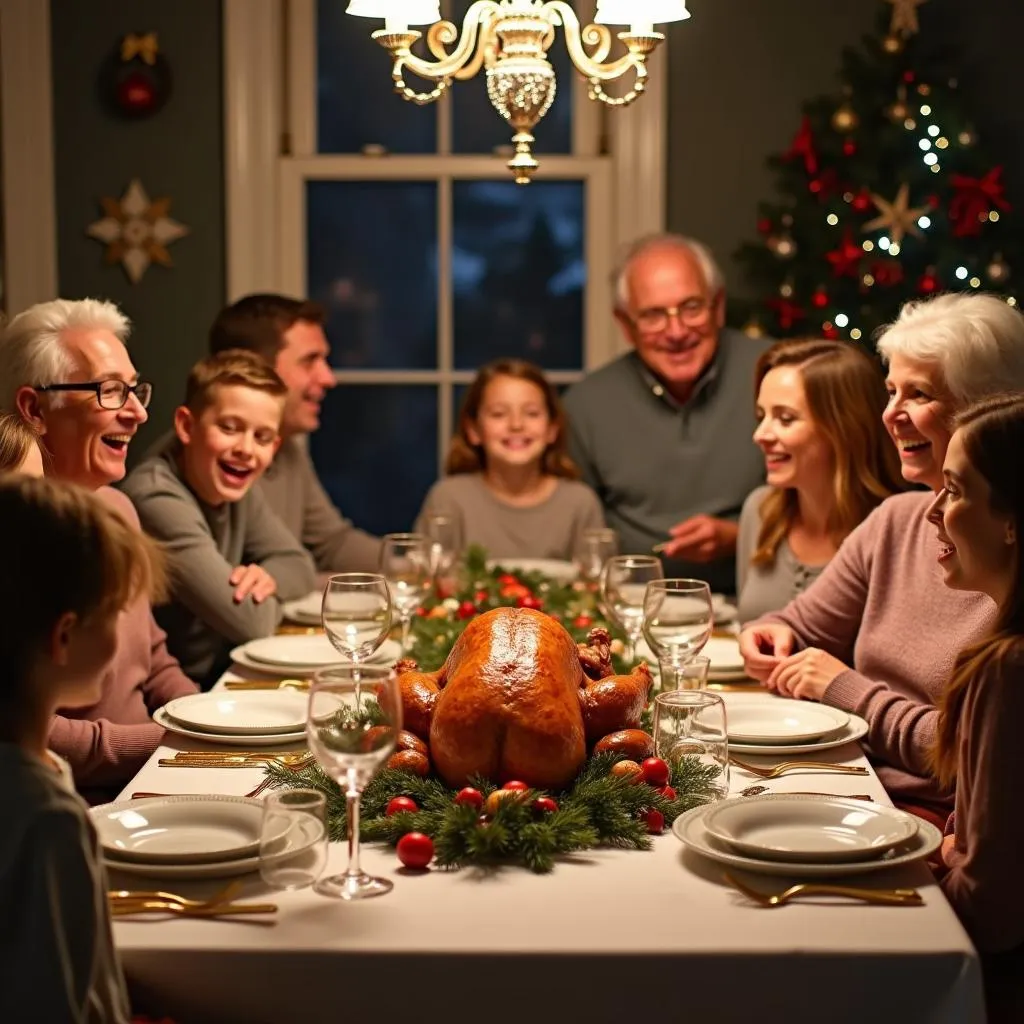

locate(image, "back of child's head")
(183, 349), (287, 416)
(0, 412), (41, 473)
(0, 476), (167, 684)
(445, 358), (579, 478)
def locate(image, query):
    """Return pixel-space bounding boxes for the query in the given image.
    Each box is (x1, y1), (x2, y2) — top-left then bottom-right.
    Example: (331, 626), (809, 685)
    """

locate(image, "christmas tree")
(732, 0), (1020, 346)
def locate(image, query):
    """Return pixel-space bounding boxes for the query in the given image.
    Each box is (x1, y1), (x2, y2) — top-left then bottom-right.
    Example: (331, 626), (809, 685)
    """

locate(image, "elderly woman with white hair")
(0, 297), (197, 801)
(739, 292), (1024, 825)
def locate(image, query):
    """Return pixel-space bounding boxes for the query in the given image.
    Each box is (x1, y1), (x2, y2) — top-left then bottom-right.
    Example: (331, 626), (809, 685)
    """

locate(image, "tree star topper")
(886, 0), (928, 38)
(862, 183), (930, 247)
(87, 179), (188, 283)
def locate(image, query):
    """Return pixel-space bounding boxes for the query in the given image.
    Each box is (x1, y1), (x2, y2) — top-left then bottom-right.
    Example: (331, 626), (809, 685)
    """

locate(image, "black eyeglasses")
(36, 379), (153, 410)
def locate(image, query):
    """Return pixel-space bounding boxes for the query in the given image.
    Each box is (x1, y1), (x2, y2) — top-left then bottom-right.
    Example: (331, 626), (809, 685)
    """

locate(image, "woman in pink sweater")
(0, 299), (198, 801)
(927, 394), (1024, 1020)
(739, 293), (1024, 820)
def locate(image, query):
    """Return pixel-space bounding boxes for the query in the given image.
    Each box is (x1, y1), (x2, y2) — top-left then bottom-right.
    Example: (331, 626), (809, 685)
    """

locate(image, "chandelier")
(346, 0), (690, 182)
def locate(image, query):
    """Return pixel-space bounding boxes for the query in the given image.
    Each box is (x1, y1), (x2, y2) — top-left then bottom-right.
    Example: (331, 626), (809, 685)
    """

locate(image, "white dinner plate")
(673, 803), (941, 877)
(232, 635), (402, 672)
(153, 706), (307, 747)
(702, 794), (919, 863)
(726, 699), (849, 744)
(486, 558), (578, 584)
(162, 691), (309, 735)
(726, 713), (869, 755)
(104, 814), (324, 880)
(703, 635), (746, 673)
(92, 795), (285, 865)
(281, 590), (324, 624)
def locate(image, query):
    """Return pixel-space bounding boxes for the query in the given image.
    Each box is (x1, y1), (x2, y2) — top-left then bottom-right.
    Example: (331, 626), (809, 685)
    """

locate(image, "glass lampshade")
(594, 0), (690, 25)
(346, 0), (441, 25)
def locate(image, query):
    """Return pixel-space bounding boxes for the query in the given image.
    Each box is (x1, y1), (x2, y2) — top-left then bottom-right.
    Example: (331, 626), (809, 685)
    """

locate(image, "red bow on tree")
(785, 116), (818, 176)
(948, 167), (1011, 237)
(766, 297), (806, 331)
(826, 229), (863, 278)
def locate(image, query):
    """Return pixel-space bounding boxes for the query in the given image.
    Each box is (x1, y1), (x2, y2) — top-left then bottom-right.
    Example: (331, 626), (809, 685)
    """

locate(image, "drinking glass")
(642, 578), (714, 668)
(653, 690), (729, 801)
(306, 664), (401, 899)
(380, 533), (432, 654)
(321, 573), (392, 682)
(659, 655), (710, 692)
(574, 527), (619, 584)
(259, 789), (329, 891)
(600, 555), (664, 662)
(422, 514), (462, 597)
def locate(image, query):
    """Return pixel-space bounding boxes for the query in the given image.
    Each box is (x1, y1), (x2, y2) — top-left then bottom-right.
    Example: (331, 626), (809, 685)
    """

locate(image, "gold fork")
(731, 756), (869, 780)
(223, 679), (310, 691)
(158, 754), (312, 769)
(109, 880), (243, 910)
(723, 872), (923, 907)
(110, 899), (278, 918)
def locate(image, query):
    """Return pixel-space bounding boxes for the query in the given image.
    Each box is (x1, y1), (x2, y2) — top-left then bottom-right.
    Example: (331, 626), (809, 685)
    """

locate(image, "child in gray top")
(416, 360), (604, 561)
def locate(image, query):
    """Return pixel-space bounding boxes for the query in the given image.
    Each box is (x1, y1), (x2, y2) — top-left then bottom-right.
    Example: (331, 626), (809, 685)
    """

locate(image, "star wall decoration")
(86, 179), (189, 283)
(862, 183), (930, 247)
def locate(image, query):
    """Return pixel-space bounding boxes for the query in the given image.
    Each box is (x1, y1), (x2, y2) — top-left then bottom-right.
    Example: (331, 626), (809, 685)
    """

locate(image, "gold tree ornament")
(86, 179), (189, 283)
(986, 254), (1011, 285)
(831, 103), (859, 133)
(885, 85), (911, 123)
(886, 0), (927, 37)
(862, 183), (930, 247)
(881, 33), (903, 54)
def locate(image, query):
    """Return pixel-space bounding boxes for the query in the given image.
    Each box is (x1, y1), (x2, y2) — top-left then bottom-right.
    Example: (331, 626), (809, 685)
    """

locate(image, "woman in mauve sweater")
(926, 395), (1024, 1021)
(739, 293), (1024, 819)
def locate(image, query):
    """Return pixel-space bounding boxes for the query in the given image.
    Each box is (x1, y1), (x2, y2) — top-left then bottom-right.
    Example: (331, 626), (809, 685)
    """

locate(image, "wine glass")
(422, 514), (462, 597)
(574, 527), (619, 585)
(642, 579), (714, 674)
(321, 573), (392, 682)
(600, 555), (664, 662)
(380, 533), (432, 654)
(306, 664), (401, 899)
(259, 789), (329, 891)
(653, 690), (730, 802)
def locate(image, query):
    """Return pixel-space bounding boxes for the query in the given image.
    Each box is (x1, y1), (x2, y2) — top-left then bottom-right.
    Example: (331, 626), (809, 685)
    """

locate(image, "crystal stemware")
(422, 513), (462, 597)
(380, 533), (432, 654)
(306, 664), (401, 899)
(642, 578), (714, 670)
(600, 554), (663, 662)
(321, 573), (392, 682)
(574, 527), (619, 585)
(653, 690), (729, 802)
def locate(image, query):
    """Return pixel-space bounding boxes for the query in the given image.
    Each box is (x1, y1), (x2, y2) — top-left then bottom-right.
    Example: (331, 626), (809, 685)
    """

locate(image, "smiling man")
(207, 294), (382, 573)
(563, 235), (771, 595)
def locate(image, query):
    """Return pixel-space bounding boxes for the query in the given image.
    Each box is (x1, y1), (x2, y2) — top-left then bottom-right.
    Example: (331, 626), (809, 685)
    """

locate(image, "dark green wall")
(50, 0), (224, 455)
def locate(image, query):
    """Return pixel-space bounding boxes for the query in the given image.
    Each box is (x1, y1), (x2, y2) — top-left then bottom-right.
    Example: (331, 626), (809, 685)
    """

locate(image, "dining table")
(111, 669), (985, 1024)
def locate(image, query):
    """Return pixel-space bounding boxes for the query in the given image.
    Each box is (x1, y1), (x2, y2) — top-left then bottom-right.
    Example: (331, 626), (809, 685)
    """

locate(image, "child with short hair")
(415, 359), (604, 560)
(123, 350), (316, 686)
(0, 475), (166, 1023)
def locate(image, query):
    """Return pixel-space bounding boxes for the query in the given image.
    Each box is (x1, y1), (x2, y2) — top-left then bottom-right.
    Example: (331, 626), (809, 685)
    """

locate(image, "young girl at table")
(0, 411), (45, 475)
(415, 359), (604, 560)
(0, 476), (166, 1023)
(927, 393), (1024, 1021)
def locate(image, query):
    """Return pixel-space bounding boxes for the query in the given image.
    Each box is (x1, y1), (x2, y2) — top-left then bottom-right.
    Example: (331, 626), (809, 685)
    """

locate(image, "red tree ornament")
(756, 217), (773, 235)
(949, 167), (1011, 237)
(850, 189), (873, 213)
(766, 297), (806, 331)
(811, 287), (829, 308)
(822, 321), (840, 340)
(918, 270), (940, 294)
(785, 116), (819, 176)
(842, 138), (857, 157)
(871, 259), (905, 287)
(826, 230), (863, 277)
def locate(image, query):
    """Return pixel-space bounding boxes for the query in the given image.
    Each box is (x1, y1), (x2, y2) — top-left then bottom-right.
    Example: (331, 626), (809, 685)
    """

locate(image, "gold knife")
(223, 679), (310, 690)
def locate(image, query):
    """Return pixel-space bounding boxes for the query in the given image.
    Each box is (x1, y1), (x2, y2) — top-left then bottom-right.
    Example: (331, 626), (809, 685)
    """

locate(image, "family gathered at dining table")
(2, 232), (1024, 1021)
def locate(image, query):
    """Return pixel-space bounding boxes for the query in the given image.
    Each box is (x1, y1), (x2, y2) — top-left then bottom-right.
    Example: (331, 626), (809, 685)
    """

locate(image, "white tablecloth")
(112, 683), (985, 1024)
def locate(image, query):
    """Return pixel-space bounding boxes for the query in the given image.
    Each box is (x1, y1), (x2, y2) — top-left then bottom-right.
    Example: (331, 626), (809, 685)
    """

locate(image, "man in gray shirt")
(209, 294), (382, 573)
(563, 235), (770, 595)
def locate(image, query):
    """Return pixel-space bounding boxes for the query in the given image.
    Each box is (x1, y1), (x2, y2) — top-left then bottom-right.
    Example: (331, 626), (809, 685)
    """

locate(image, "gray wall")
(666, 0), (1024, 300)
(50, 0), (224, 455)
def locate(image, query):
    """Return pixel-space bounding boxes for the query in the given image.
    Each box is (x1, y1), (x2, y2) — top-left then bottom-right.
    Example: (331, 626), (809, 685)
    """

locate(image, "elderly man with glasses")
(0, 298), (197, 802)
(563, 234), (772, 595)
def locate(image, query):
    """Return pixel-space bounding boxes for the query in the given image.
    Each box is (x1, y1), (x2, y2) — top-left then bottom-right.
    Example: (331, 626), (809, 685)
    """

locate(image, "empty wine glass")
(642, 578), (714, 670)
(380, 533), (432, 654)
(306, 664), (401, 899)
(423, 513), (462, 597)
(653, 690), (729, 802)
(321, 573), (392, 682)
(259, 789), (329, 891)
(601, 555), (664, 662)
(574, 527), (619, 584)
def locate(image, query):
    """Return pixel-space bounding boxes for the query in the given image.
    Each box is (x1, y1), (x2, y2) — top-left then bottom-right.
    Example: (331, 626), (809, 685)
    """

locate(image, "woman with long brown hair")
(0, 411), (44, 475)
(415, 359), (603, 559)
(737, 339), (904, 622)
(925, 393), (1024, 1019)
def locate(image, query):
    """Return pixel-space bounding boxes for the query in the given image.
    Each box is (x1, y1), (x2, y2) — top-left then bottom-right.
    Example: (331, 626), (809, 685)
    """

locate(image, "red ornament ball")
(533, 797), (558, 815)
(643, 808), (665, 835)
(842, 139), (856, 156)
(811, 288), (829, 309)
(396, 832), (434, 870)
(516, 595), (544, 610)
(640, 757), (670, 787)
(756, 217), (773, 235)
(657, 785), (678, 801)
(385, 796), (418, 816)
(117, 72), (158, 114)
(497, 574), (520, 586)
(809, 178), (823, 194)
(903, 70), (915, 83)
(572, 614), (594, 629)
(473, 589), (489, 603)
(456, 600), (477, 620)
(502, 780), (530, 792)
(851, 192), (872, 213)
(919, 272), (940, 294)
(822, 322), (840, 340)
(454, 787), (484, 809)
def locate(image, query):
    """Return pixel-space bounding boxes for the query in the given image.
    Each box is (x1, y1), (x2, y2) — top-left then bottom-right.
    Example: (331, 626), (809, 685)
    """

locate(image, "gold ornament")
(862, 183), (930, 247)
(831, 104), (859, 132)
(958, 127), (976, 147)
(886, 85), (910, 123)
(987, 254), (1011, 285)
(886, 0), (928, 38)
(767, 233), (798, 259)
(779, 279), (795, 299)
(742, 317), (766, 339)
(916, 83), (932, 96)
(882, 34), (904, 54)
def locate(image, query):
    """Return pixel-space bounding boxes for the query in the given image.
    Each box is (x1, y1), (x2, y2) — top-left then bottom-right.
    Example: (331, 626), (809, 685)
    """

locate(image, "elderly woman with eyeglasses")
(0, 298), (197, 802)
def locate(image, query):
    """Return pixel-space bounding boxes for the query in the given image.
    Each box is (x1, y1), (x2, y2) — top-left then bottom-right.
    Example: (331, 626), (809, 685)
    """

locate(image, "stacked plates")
(674, 794), (940, 876)
(93, 795), (322, 879)
(281, 591), (326, 625)
(724, 696), (868, 755)
(704, 635), (750, 682)
(229, 634), (402, 675)
(156, 690), (308, 746)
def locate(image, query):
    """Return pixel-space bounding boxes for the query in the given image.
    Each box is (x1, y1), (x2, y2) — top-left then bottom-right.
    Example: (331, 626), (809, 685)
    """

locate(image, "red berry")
(498, 574), (519, 586)
(657, 785), (677, 801)
(502, 780), (529, 792)
(415, 606), (430, 617)
(396, 832), (434, 869)
(533, 796), (558, 814)
(474, 589), (490, 602)
(386, 796), (418, 816)
(572, 614), (594, 628)
(517, 595), (543, 610)
(640, 757), (670, 787)
(644, 808), (665, 835)
(454, 787), (483, 810)
(457, 600), (477, 619)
